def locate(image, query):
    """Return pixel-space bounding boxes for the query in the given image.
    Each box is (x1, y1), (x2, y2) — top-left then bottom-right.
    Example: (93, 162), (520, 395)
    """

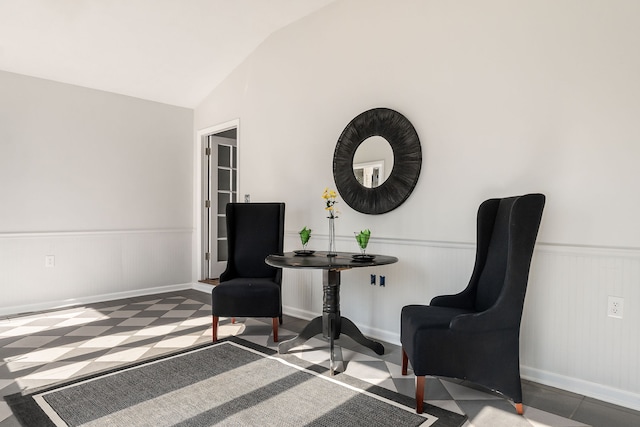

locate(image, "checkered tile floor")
(0, 289), (601, 426)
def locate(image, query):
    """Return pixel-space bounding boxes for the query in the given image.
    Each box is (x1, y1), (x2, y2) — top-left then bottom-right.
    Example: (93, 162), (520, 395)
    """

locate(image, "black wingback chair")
(401, 193), (545, 415)
(211, 202), (285, 342)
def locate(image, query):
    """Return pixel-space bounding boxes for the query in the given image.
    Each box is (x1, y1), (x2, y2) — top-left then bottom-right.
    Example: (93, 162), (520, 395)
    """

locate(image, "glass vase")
(327, 217), (337, 257)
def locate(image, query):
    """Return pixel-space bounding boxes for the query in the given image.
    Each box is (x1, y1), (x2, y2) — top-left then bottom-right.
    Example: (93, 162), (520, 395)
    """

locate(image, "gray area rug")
(7, 337), (466, 426)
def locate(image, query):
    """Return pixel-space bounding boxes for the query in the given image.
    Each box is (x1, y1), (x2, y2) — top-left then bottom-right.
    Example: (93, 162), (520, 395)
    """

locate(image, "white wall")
(0, 70), (194, 314)
(194, 0), (640, 409)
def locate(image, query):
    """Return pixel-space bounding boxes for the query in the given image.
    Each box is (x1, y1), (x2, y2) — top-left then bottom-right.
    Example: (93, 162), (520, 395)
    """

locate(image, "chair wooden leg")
(401, 347), (408, 375)
(212, 316), (219, 342)
(515, 403), (524, 415)
(416, 375), (425, 414)
(272, 317), (279, 342)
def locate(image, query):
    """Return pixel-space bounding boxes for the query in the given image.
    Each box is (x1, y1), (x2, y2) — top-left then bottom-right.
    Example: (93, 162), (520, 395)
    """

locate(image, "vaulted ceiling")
(0, 0), (336, 108)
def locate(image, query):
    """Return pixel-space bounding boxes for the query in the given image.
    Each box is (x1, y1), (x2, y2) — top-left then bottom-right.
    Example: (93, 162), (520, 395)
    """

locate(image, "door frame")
(194, 119), (240, 281)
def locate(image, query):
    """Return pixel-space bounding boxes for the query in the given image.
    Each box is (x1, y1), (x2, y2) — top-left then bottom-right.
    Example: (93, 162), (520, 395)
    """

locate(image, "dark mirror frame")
(333, 108), (422, 214)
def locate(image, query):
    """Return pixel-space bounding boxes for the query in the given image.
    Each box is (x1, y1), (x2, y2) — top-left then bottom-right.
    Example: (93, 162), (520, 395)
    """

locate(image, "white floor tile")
(0, 400), (12, 423)
(95, 347), (151, 362)
(0, 317), (42, 326)
(153, 336), (199, 348)
(80, 335), (130, 348)
(20, 361), (91, 381)
(54, 317), (104, 327)
(133, 325), (178, 336)
(8, 347), (73, 363)
(181, 316), (211, 327)
(344, 361), (391, 383)
(65, 326), (114, 336)
(0, 326), (49, 337)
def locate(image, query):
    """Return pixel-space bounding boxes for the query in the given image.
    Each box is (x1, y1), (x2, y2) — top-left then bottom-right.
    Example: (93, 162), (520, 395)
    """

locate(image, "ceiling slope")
(0, 0), (336, 108)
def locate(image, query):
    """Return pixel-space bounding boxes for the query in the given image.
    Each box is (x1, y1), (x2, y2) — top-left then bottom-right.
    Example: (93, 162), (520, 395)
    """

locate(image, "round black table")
(265, 251), (398, 374)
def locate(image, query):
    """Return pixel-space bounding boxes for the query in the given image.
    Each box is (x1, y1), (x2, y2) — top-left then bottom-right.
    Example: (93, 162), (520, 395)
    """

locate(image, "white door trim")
(193, 119), (240, 281)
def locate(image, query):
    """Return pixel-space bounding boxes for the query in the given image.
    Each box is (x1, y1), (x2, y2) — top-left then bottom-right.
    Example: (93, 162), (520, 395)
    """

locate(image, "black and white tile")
(1, 290), (637, 427)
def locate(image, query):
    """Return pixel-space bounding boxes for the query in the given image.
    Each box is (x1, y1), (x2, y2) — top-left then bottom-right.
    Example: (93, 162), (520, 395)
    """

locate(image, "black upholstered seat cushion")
(211, 279), (280, 318)
(211, 202), (285, 322)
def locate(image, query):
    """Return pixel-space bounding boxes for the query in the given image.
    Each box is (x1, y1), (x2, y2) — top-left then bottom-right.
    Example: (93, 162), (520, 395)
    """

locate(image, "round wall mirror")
(333, 108), (422, 215)
(352, 136), (394, 188)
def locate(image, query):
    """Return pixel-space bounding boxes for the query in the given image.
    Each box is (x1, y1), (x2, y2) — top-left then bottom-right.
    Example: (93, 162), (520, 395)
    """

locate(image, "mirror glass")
(352, 136), (394, 188)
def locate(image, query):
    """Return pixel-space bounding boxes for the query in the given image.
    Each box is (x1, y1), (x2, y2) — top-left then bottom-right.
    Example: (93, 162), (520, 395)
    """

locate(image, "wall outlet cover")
(607, 296), (624, 319)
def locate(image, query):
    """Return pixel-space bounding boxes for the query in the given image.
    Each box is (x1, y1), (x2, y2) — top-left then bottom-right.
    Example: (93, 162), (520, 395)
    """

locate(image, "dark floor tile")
(174, 304), (205, 310)
(0, 338), (20, 349)
(147, 317), (185, 326)
(281, 318), (309, 334)
(181, 291), (211, 303)
(0, 381), (24, 398)
(394, 377), (453, 401)
(0, 347), (26, 359)
(392, 377), (418, 397)
(521, 380), (583, 419)
(0, 414), (22, 427)
(573, 397), (640, 427)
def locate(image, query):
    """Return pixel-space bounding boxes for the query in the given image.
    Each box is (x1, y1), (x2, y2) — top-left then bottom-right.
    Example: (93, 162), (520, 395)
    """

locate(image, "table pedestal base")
(278, 270), (384, 374)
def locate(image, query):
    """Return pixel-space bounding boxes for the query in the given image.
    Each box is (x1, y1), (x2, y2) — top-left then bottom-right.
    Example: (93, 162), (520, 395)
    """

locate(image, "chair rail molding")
(0, 228), (193, 238)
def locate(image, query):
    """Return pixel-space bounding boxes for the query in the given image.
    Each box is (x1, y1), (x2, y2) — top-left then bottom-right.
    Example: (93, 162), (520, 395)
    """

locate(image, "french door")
(202, 125), (238, 280)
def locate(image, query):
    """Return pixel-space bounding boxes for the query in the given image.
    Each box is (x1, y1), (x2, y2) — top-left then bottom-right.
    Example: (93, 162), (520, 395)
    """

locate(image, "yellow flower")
(323, 187), (339, 218)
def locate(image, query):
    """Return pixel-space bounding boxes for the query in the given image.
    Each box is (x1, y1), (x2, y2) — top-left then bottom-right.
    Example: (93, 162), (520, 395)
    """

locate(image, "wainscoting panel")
(0, 229), (193, 316)
(280, 233), (640, 410)
(520, 245), (640, 410)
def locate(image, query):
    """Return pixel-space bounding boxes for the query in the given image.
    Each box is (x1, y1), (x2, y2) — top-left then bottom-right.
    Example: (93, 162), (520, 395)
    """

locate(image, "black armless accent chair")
(211, 202), (285, 343)
(401, 193), (545, 415)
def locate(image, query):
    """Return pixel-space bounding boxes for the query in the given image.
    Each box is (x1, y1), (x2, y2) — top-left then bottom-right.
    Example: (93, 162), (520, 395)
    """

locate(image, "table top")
(265, 251), (398, 270)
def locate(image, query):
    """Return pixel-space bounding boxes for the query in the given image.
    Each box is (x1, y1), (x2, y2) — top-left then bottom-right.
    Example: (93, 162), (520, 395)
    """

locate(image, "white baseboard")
(0, 283), (194, 317)
(281, 305), (316, 322)
(521, 365), (640, 412)
(191, 282), (215, 294)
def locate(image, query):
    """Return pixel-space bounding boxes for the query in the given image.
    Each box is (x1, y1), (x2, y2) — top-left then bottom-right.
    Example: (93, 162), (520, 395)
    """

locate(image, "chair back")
(221, 203), (285, 281)
(473, 194), (545, 314)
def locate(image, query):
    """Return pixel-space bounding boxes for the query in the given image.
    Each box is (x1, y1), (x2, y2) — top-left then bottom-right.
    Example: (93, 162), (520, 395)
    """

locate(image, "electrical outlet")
(45, 255), (55, 268)
(379, 275), (386, 287)
(244, 194), (250, 203)
(607, 296), (624, 319)
(370, 274), (376, 285)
